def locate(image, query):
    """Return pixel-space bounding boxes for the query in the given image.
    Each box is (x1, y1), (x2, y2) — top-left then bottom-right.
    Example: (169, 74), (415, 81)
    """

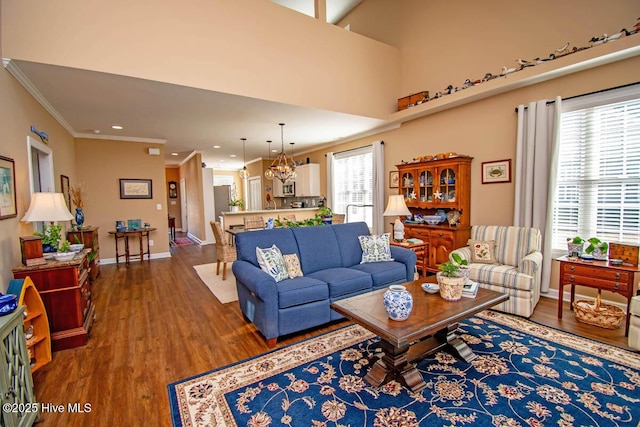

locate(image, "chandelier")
(264, 140), (274, 180)
(238, 138), (250, 179)
(266, 123), (297, 184)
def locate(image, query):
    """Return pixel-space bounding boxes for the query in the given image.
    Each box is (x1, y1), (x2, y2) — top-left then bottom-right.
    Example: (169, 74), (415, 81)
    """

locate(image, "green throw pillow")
(256, 245), (288, 282)
(358, 233), (394, 264)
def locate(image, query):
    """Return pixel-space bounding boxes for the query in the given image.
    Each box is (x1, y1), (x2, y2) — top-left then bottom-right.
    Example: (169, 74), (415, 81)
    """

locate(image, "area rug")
(168, 310), (640, 427)
(193, 263), (238, 304)
(172, 237), (195, 246)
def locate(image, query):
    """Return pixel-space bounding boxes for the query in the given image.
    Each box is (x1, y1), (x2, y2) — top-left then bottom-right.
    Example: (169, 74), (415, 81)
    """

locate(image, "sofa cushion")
(471, 225), (542, 267)
(236, 228), (299, 268)
(283, 254), (303, 279)
(351, 261), (407, 288)
(332, 222), (372, 267)
(358, 233), (394, 263)
(256, 245), (288, 282)
(469, 263), (535, 291)
(468, 240), (498, 264)
(307, 267), (372, 298)
(277, 277), (329, 309)
(291, 226), (343, 274)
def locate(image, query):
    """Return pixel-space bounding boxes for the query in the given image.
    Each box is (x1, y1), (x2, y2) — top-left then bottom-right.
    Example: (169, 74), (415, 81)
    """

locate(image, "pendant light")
(267, 123), (297, 184)
(264, 140), (274, 180)
(239, 138), (250, 179)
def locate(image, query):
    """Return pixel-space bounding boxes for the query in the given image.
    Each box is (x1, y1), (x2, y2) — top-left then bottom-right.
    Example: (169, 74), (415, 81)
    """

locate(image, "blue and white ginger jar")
(383, 285), (413, 321)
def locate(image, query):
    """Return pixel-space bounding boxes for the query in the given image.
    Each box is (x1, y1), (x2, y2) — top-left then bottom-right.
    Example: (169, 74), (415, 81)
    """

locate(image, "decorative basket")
(572, 290), (624, 330)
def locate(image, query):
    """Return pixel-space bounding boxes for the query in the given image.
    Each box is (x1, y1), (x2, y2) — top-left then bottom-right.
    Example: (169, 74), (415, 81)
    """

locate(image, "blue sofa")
(232, 222), (417, 347)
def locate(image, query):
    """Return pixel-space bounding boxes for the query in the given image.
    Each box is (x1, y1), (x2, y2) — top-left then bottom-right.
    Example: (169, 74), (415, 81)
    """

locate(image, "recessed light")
(93, 130), (101, 134)
(112, 125), (123, 130)
(272, 149), (278, 153)
(213, 145), (221, 148)
(171, 152), (178, 156)
(230, 154), (237, 158)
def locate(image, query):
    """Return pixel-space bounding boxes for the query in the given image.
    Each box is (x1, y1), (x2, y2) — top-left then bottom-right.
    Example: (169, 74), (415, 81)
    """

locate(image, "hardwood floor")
(31, 237), (635, 426)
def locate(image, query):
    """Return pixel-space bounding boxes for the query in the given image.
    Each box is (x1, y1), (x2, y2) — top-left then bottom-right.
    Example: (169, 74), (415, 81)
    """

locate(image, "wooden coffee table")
(331, 279), (508, 392)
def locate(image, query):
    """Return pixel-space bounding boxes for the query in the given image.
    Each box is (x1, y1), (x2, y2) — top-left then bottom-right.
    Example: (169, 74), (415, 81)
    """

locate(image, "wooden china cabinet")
(397, 156), (472, 273)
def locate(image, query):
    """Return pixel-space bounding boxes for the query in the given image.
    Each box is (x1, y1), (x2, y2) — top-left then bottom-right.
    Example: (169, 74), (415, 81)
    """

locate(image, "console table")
(557, 255), (639, 335)
(109, 228), (156, 265)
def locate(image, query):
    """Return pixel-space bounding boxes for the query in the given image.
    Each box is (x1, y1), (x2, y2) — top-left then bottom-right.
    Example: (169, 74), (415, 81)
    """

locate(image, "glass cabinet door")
(400, 171), (415, 202)
(419, 170), (434, 203)
(438, 168), (456, 203)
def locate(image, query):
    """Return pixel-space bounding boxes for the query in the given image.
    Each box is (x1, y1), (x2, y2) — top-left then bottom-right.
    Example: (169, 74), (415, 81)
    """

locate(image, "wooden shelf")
(7, 276), (52, 373)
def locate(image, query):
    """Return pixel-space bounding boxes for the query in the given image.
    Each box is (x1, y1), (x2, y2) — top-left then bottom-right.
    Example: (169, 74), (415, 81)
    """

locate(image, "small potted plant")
(34, 224), (63, 253)
(437, 261), (466, 301)
(451, 252), (470, 284)
(228, 198), (244, 212)
(319, 206), (333, 224)
(585, 237), (608, 260)
(566, 236), (585, 257)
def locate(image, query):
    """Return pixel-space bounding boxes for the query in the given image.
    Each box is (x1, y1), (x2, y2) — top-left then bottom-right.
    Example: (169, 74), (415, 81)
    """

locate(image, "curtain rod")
(514, 81), (640, 112)
(324, 141), (384, 157)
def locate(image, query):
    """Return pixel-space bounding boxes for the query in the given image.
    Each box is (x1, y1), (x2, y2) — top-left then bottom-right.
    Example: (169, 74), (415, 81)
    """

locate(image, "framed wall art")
(389, 171), (399, 188)
(0, 156), (17, 219)
(481, 159), (511, 184)
(120, 178), (153, 199)
(60, 174), (71, 209)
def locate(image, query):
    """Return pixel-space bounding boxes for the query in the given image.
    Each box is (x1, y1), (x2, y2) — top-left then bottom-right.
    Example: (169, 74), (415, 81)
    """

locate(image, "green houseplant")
(34, 224), (63, 253)
(451, 252), (470, 283)
(567, 236), (585, 256)
(585, 237), (608, 260)
(437, 261), (466, 301)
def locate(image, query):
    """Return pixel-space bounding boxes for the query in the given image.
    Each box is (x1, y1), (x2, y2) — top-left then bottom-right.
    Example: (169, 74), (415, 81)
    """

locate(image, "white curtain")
(513, 97), (561, 293)
(325, 151), (334, 210)
(372, 141), (385, 234)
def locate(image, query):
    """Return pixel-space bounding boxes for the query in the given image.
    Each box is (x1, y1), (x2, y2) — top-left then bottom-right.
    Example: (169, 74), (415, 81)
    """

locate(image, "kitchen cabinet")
(294, 163), (320, 197)
(397, 156), (473, 273)
(272, 177), (294, 198)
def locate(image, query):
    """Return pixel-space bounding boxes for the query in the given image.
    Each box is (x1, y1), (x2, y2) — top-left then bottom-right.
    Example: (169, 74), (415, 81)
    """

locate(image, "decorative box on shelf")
(397, 91), (429, 111)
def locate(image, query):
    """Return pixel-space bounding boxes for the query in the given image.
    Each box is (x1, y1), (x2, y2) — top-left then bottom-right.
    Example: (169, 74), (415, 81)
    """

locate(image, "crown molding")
(3, 58), (77, 136)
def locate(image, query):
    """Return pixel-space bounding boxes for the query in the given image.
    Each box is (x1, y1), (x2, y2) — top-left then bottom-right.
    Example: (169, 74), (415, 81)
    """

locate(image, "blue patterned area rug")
(168, 311), (640, 426)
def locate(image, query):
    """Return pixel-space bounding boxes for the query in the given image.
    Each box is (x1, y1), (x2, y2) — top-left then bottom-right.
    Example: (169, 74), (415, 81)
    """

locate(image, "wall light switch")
(149, 240), (154, 246)
(157, 203), (162, 210)
(170, 201), (176, 205)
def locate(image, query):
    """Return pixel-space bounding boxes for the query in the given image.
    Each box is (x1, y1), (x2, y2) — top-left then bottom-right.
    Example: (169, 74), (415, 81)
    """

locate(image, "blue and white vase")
(383, 285), (413, 321)
(75, 208), (85, 228)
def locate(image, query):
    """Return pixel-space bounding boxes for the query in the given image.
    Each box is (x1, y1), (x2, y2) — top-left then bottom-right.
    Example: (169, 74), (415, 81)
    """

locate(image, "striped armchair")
(450, 225), (542, 317)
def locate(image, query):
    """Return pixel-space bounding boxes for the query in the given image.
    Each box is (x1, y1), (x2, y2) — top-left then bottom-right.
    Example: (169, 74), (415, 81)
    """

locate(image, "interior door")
(248, 177), (261, 210)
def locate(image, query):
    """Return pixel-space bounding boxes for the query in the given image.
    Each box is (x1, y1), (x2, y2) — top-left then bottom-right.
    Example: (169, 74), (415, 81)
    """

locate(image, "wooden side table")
(557, 255), (639, 335)
(390, 241), (429, 277)
(109, 228), (157, 265)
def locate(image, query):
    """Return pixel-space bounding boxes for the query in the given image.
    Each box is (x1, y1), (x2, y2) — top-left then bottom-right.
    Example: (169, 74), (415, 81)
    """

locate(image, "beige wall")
(1, 0), (399, 119)
(0, 68), (77, 292)
(74, 138), (170, 261)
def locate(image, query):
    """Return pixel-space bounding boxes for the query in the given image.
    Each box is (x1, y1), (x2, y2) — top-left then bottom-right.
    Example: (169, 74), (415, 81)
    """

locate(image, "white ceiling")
(6, 0), (369, 171)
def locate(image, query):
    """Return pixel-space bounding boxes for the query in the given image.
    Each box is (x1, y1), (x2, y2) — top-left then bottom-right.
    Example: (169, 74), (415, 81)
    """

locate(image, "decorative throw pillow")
(283, 254), (303, 279)
(468, 240), (498, 264)
(358, 233), (394, 264)
(256, 245), (288, 282)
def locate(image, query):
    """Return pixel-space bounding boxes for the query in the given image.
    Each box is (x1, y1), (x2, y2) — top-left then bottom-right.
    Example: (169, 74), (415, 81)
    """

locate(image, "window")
(331, 146), (373, 226)
(552, 85), (640, 251)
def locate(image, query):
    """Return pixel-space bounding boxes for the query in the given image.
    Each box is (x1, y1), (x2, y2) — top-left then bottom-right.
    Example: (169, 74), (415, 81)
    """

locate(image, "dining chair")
(244, 216), (265, 230)
(210, 221), (237, 280)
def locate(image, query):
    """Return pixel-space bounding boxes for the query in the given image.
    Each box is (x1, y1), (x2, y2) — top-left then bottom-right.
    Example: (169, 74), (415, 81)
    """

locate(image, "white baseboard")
(101, 251), (172, 265)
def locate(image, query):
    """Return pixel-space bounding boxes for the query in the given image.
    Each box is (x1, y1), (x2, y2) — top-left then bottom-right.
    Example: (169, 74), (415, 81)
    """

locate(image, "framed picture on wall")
(60, 174), (71, 209)
(481, 159), (511, 184)
(120, 178), (153, 199)
(0, 156), (17, 219)
(168, 181), (178, 198)
(389, 171), (399, 188)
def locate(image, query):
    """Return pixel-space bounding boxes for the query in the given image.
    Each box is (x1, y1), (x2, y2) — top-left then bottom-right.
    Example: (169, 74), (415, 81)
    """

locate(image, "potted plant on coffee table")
(451, 252), (470, 284)
(437, 261), (466, 301)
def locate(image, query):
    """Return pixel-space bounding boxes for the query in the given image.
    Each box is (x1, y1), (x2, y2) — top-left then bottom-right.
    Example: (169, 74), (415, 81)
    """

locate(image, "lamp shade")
(21, 192), (74, 222)
(383, 195), (411, 217)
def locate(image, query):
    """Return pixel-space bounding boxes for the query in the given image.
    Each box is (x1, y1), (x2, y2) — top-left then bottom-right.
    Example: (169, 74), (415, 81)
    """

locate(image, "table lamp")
(383, 195), (411, 241)
(21, 192), (74, 252)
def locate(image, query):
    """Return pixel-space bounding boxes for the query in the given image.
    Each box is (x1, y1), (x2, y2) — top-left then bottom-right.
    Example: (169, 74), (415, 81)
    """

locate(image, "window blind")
(552, 90), (640, 250)
(332, 146), (373, 225)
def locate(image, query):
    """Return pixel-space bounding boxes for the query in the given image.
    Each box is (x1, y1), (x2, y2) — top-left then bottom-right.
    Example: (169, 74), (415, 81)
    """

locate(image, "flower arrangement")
(228, 183), (244, 208)
(70, 183), (86, 208)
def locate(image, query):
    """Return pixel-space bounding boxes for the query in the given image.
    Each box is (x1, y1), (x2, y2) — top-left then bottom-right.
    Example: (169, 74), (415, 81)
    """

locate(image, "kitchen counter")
(221, 207), (321, 228)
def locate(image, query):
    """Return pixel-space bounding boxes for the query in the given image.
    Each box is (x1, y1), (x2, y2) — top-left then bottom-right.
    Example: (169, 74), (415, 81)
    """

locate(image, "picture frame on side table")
(120, 179), (153, 199)
(0, 156), (17, 219)
(60, 174), (71, 209)
(481, 159), (511, 184)
(389, 171), (399, 188)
